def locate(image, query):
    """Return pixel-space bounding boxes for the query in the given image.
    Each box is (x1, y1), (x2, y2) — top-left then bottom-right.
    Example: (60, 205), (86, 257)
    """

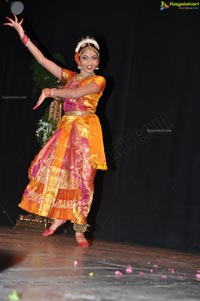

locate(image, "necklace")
(77, 71), (94, 79)
(74, 74), (92, 83)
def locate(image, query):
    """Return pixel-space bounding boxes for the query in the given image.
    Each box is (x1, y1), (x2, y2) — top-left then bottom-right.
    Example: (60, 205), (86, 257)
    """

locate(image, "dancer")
(4, 14), (107, 247)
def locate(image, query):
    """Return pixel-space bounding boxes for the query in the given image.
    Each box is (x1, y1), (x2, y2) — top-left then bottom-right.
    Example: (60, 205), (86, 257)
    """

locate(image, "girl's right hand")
(3, 14), (24, 37)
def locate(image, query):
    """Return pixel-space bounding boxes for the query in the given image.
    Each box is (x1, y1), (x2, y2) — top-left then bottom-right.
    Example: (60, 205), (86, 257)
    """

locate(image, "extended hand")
(32, 90), (47, 110)
(3, 14), (24, 36)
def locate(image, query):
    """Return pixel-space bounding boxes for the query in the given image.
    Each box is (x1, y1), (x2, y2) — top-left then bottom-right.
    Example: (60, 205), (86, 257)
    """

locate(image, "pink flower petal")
(73, 260), (79, 267)
(125, 265), (133, 273)
(168, 268), (175, 273)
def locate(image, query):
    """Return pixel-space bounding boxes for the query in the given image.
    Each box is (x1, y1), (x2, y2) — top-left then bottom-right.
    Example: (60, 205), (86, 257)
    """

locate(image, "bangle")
(43, 88), (56, 98)
(20, 32), (30, 47)
(50, 88), (56, 98)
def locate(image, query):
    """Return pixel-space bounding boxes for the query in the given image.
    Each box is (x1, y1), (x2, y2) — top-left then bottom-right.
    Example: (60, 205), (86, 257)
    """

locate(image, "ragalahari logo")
(160, 1), (170, 10)
(160, 1), (200, 10)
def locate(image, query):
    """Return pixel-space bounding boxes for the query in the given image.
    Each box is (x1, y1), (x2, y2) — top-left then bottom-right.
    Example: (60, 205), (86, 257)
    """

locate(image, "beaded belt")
(64, 110), (91, 116)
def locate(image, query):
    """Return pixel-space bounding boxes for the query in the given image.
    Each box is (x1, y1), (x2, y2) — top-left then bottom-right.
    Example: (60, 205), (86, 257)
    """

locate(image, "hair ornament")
(75, 36), (100, 53)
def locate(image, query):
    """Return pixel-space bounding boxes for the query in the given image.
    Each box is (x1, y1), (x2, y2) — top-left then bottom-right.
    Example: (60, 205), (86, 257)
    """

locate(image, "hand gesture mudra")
(32, 91), (46, 111)
(3, 15), (56, 110)
(32, 88), (55, 110)
(4, 15), (57, 110)
(3, 14), (24, 37)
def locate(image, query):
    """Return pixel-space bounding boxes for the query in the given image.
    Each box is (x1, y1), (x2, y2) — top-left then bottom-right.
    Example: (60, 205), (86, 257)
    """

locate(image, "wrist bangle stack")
(43, 88), (56, 98)
(20, 32), (30, 47)
(50, 88), (56, 98)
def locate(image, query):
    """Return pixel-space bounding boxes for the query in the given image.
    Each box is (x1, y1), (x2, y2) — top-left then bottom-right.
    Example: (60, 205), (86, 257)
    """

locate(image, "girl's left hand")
(32, 90), (46, 110)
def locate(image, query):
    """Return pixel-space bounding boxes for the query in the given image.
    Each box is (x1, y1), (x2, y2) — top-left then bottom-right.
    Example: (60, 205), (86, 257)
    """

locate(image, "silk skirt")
(18, 113), (107, 225)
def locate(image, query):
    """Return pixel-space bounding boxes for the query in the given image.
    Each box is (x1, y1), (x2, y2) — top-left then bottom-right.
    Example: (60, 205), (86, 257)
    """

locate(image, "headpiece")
(75, 36), (100, 53)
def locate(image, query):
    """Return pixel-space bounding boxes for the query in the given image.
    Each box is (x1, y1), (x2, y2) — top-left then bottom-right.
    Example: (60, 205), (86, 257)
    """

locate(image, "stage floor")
(0, 226), (200, 301)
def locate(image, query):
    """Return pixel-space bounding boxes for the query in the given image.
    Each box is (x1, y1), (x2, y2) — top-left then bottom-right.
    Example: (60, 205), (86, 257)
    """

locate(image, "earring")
(95, 66), (99, 70)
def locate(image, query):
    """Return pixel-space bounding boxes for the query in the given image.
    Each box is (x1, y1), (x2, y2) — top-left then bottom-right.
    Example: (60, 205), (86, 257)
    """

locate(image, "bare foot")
(75, 232), (89, 247)
(50, 219), (66, 231)
(42, 219), (66, 237)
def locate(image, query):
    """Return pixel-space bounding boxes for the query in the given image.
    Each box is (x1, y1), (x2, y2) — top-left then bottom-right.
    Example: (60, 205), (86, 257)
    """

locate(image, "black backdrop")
(0, 1), (200, 252)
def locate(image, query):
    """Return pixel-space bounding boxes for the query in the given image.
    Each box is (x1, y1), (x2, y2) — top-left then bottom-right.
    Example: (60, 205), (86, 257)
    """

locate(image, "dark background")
(0, 1), (200, 252)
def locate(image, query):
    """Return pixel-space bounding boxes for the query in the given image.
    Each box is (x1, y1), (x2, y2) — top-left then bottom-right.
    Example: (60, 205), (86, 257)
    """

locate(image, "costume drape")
(18, 68), (107, 225)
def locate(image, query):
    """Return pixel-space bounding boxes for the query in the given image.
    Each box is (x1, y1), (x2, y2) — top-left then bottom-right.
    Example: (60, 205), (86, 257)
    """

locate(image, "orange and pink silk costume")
(18, 68), (107, 225)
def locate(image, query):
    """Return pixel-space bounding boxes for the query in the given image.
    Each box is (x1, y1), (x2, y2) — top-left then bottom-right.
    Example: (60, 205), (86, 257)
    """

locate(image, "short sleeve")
(91, 76), (106, 93)
(61, 68), (76, 83)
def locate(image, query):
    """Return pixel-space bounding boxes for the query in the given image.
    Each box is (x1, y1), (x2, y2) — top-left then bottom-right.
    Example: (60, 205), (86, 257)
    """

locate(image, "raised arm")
(3, 14), (62, 80)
